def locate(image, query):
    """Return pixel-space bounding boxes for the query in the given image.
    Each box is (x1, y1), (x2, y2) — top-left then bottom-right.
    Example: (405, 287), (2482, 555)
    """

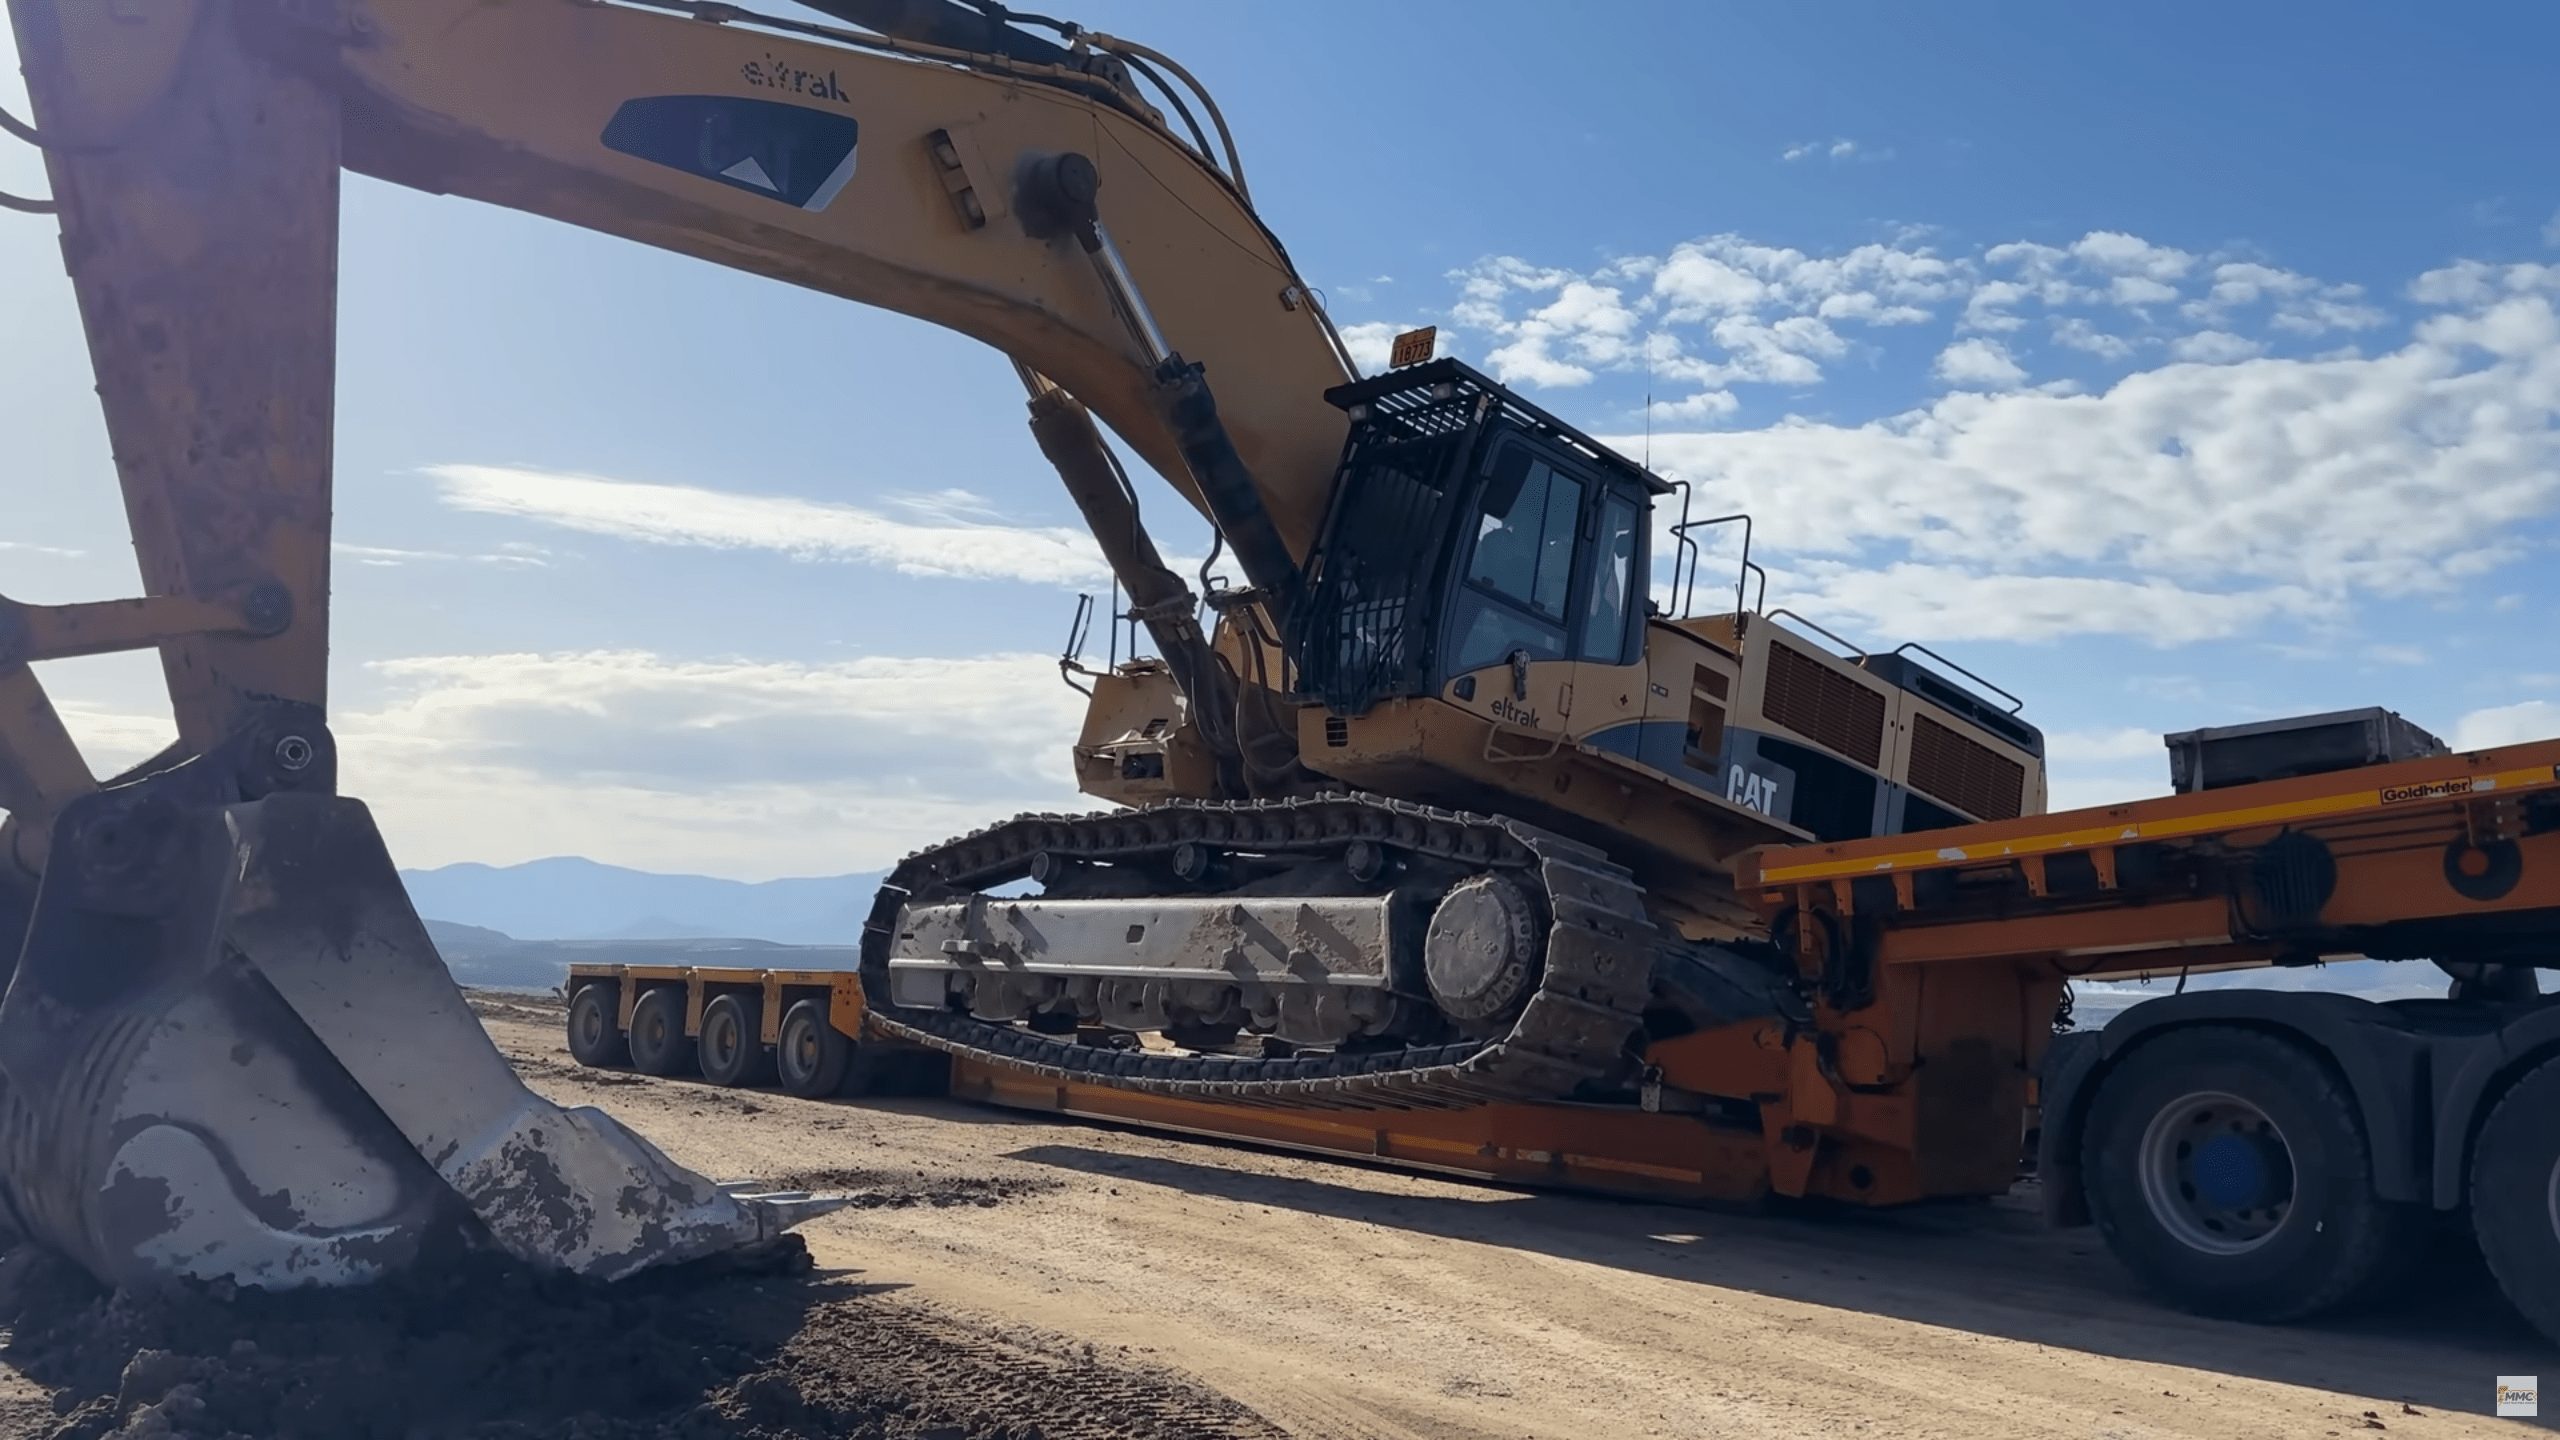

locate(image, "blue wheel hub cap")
(2192, 1133), (2270, 1209)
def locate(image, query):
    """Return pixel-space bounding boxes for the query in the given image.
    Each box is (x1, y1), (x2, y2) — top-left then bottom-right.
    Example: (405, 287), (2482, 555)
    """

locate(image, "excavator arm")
(0, 0), (1351, 1288)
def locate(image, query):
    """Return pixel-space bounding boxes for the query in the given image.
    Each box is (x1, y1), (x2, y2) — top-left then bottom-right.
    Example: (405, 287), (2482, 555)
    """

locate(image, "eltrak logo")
(2497, 1376), (2538, 1417)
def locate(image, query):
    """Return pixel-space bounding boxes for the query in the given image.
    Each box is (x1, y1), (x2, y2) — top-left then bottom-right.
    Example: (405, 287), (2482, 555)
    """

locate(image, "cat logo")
(1726, 766), (1780, 815)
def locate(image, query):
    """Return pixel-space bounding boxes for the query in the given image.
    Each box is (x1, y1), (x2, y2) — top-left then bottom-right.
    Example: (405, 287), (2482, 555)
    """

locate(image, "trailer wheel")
(2469, 1054), (2560, 1346)
(699, 994), (776, 1088)
(628, 987), (697, 1077)
(2081, 1026), (2415, 1322)
(775, 997), (852, 1098)
(565, 983), (628, 1068)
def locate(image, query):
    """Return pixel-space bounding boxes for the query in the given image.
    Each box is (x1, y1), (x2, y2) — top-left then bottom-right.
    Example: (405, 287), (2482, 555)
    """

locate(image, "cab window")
(1574, 491), (1640, 663)
(1464, 459), (1581, 617)
(1449, 451), (1586, 674)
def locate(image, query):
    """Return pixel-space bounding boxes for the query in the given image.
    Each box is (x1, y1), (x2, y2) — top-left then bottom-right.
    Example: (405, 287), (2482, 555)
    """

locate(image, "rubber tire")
(565, 983), (629, 1068)
(628, 986), (697, 1077)
(699, 993), (776, 1088)
(2470, 1054), (2560, 1347)
(775, 997), (853, 1098)
(2080, 1025), (2418, 1323)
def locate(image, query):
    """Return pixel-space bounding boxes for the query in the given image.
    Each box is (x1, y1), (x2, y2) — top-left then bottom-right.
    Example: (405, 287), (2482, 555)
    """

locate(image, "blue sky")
(5, 1), (2557, 878)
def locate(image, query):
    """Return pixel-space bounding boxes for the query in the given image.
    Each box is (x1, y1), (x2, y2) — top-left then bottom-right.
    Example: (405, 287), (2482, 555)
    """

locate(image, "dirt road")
(0, 996), (2541, 1438)
(483, 997), (2543, 1438)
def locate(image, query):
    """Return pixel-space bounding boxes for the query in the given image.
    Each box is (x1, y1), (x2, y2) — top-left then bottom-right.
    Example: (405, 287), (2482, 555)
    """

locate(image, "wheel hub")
(2139, 1089), (2296, 1255)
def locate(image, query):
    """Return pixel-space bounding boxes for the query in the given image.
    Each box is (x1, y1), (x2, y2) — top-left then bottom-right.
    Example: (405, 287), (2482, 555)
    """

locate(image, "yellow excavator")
(0, 0), (2054, 1287)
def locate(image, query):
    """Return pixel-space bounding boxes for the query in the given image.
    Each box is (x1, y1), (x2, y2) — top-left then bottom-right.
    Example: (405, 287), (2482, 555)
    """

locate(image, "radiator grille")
(1761, 642), (1885, 768)
(1909, 713), (2026, 820)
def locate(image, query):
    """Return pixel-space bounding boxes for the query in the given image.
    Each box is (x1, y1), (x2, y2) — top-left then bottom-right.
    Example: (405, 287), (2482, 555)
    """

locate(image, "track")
(858, 794), (1661, 1109)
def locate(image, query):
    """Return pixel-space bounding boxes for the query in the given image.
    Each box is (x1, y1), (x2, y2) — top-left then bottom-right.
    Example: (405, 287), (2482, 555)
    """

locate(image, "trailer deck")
(559, 734), (2560, 1342)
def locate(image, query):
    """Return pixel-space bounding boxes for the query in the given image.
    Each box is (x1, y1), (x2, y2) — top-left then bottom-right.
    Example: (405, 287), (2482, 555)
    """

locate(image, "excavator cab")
(1293, 358), (1661, 715)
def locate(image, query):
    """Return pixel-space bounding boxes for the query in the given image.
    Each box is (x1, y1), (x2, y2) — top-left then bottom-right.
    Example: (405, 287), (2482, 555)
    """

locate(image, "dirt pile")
(0, 1235), (1279, 1440)
(763, 1169), (1061, 1211)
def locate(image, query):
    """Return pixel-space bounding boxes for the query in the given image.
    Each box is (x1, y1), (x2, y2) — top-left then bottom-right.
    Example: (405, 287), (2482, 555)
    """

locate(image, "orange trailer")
(564, 733), (2560, 1343)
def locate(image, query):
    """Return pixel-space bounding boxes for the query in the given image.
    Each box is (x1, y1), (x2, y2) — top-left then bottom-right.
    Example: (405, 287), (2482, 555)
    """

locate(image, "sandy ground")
(483, 995), (2545, 1439)
(0, 994), (2544, 1437)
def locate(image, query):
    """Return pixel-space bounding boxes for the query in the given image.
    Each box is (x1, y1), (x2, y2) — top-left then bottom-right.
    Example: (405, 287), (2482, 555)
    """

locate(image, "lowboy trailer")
(561, 727), (2560, 1343)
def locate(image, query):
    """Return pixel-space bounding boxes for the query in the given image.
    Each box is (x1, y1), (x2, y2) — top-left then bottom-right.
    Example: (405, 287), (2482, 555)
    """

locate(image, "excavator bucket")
(0, 787), (841, 1287)
(0, 0), (842, 1288)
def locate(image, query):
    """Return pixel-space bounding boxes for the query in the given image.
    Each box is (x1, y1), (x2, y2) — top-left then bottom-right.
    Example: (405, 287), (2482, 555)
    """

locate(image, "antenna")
(1643, 333), (1655, 470)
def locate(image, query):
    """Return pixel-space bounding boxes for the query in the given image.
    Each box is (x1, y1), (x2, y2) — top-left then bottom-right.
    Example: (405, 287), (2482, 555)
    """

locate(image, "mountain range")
(400, 856), (884, 945)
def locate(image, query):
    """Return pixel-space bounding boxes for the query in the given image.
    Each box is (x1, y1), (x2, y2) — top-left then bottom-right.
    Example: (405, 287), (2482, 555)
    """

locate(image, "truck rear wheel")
(2081, 1026), (2415, 1322)
(628, 987), (697, 1077)
(699, 994), (776, 1088)
(566, 983), (628, 1068)
(776, 997), (852, 1098)
(2469, 1054), (2560, 1346)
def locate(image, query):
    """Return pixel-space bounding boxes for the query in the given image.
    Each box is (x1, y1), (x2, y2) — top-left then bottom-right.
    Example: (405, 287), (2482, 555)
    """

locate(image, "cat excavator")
(18, 0), (2552, 1338)
(0, 0), (2050, 1288)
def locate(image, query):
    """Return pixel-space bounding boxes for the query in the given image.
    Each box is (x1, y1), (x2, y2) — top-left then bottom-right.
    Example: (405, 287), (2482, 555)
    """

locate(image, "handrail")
(1671, 513), (1755, 620)
(1880, 641), (2025, 715)
(1763, 607), (1867, 659)
(1058, 592), (1097, 696)
(1666, 480), (1699, 617)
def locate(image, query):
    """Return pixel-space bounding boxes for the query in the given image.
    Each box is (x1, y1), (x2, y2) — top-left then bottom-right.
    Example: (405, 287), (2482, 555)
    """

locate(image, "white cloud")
(2071, 231), (2196, 283)
(2047, 772), (2174, 814)
(1650, 390), (1740, 422)
(1652, 248), (1768, 319)
(1780, 138), (1890, 164)
(2189, 260), (2383, 335)
(1786, 562), (2322, 645)
(1625, 282), (2560, 640)
(1441, 235), (1964, 397)
(1480, 278), (1643, 387)
(1368, 241), (2555, 648)
(2052, 317), (2135, 360)
(0, 541), (86, 559)
(2047, 727), (2168, 764)
(335, 649), (1102, 875)
(2108, 275), (2180, 308)
(2041, 726), (2173, 814)
(2451, 700), (2560, 751)
(334, 541), (548, 569)
(2168, 329), (2265, 363)
(33, 648), (1110, 878)
(422, 464), (1110, 587)
(1933, 337), (2026, 389)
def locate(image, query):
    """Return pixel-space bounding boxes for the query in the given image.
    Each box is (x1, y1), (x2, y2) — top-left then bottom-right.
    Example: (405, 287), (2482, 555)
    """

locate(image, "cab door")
(1438, 441), (1586, 738)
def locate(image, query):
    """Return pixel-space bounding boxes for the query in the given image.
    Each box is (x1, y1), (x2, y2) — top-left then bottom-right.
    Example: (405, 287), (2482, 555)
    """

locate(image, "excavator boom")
(0, 0), (1351, 1286)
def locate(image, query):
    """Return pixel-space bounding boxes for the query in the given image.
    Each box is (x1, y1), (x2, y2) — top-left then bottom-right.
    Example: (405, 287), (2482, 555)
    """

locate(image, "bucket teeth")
(0, 791), (836, 1287)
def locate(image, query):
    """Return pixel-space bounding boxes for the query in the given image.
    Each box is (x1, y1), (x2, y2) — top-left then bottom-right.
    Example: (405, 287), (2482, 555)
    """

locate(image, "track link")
(858, 794), (1659, 1110)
